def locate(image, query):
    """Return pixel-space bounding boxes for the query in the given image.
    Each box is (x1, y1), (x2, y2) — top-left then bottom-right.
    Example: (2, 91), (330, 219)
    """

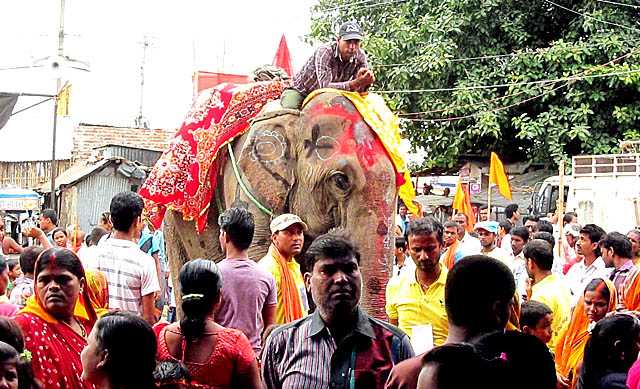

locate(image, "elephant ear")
(236, 110), (300, 215)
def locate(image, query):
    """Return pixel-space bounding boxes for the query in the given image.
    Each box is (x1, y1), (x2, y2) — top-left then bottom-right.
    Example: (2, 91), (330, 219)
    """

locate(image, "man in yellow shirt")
(258, 214), (310, 324)
(524, 239), (570, 349)
(386, 217), (449, 348)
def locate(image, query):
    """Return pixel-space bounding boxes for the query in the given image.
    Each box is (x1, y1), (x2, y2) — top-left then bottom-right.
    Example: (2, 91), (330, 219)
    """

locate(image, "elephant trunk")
(345, 172), (396, 320)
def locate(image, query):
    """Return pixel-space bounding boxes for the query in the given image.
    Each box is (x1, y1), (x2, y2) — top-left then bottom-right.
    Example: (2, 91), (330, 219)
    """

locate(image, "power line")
(374, 39), (635, 67)
(320, 0), (376, 13)
(375, 68), (640, 94)
(351, 0), (408, 11)
(402, 69), (640, 122)
(544, 0), (640, 33)
(403, 79), (574, 122)
(596, 0), (640, 10)
(398, 47), (640, 115)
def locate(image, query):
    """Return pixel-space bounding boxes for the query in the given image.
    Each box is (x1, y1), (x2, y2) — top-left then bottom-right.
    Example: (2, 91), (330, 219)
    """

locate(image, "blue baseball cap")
(474, 221), (499, 234)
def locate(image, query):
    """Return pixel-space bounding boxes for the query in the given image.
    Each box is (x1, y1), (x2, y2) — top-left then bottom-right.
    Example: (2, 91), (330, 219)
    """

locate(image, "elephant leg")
(164, 210), (189, 319)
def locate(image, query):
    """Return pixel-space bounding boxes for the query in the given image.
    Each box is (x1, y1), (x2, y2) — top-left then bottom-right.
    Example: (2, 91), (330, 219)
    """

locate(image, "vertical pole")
(50, 98), (58, 209)
(558, 160), (565, 258)
(487, 183), (492, 221)
(51, 0), (65, 211)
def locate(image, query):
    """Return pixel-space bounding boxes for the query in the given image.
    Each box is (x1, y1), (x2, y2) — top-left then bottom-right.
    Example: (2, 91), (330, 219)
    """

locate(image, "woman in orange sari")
(555, 277), (616, 388)
(13, 247), (99, 389)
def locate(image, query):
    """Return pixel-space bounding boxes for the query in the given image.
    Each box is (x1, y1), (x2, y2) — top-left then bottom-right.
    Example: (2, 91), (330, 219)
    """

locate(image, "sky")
(0, 0), (318, 160)
(0, 0), (420, 165)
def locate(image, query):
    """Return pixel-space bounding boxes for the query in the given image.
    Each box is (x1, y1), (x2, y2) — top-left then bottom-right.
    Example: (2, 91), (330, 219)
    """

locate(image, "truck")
(530, 152), (640, 233)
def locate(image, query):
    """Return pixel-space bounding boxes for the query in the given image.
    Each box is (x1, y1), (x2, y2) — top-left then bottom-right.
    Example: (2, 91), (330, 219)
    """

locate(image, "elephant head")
(229, 91), (398, 319)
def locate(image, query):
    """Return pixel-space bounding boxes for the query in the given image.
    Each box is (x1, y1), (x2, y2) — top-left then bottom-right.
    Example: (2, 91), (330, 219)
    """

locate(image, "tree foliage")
(307, 0), (640, 168)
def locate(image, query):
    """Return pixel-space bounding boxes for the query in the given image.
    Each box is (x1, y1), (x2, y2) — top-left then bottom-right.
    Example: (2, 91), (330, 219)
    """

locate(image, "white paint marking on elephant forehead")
(305, 161), (313, 179)
(314, 135), (340, 161)
(251, 129), (286, 165)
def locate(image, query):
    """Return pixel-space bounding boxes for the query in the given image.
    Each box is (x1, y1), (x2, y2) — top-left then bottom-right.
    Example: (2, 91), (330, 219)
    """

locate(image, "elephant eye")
(332, 172), (350, 191)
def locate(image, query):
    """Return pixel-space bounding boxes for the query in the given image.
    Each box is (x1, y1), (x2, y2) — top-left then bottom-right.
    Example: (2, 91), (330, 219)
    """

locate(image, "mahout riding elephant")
(162, 91), (398, 319)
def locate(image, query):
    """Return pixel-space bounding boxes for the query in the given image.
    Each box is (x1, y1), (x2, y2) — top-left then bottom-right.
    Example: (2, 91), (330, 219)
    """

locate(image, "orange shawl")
(267, 244), (305, 323)
(555, 278), (616, 386)
(623, 265), (640, 310)
(85, 269), (110, 317)
(442, 240), (460, 270)
(507, 292), (521, 331)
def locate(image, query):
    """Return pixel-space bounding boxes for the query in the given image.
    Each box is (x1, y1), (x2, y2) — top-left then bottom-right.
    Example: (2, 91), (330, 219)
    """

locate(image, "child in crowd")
(0, 341), (19, 389)
(154, 361), (191, 389)
(9, 246), (41, 308)
(6, 258), (21, 296)
(520, 300), (554, 345)
(0, 317), (41, 389)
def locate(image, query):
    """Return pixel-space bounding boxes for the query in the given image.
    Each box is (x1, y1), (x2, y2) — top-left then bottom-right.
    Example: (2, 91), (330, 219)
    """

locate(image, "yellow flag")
(57, 85), (70, 115)
(489, 152), (512, 201)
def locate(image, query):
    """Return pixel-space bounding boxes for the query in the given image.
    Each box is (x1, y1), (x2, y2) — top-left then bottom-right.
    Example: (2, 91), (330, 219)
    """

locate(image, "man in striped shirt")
(262, 229), (413, 389)
(280, 21), (376, 110)
(82, 191), (160, 324)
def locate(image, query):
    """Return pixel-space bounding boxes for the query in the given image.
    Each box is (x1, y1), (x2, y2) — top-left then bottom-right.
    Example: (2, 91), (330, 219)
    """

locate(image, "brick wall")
(72, 125), (176, 163)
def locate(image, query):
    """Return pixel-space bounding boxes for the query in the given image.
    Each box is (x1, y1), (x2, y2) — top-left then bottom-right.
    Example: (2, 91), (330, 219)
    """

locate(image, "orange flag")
(452, 177), (476, 231)
(489, 152), (512, 201)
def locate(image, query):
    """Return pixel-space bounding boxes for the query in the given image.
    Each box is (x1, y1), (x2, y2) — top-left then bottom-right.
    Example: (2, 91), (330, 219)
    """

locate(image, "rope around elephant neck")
(226, 143), (276, 218)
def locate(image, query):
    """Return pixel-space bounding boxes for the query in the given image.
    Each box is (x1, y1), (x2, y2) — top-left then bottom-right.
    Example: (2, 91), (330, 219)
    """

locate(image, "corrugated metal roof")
(75, 170), (133, 233)
(92, 145), (162, 167)
(35, 159), (112, 193)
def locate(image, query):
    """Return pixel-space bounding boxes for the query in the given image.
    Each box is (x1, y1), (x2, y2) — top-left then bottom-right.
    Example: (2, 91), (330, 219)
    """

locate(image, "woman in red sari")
(13, 247), (98, 389)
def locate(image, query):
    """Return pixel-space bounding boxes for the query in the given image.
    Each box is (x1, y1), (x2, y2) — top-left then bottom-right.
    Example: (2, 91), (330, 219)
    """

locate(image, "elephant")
(162, 90), (399, 320)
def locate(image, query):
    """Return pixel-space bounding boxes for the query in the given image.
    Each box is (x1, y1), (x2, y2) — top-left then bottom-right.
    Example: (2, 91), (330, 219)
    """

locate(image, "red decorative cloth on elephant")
(303, 89), (418, 215)
(140, 81), (286, 232)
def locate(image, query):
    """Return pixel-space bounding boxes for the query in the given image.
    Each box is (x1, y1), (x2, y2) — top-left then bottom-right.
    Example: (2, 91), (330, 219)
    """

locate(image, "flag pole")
(558, 160), (565, 258)
(487, 182), (491, 221)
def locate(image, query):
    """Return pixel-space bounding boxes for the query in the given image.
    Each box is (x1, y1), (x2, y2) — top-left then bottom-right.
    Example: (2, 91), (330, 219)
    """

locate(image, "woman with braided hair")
(155, 259), (260, 389)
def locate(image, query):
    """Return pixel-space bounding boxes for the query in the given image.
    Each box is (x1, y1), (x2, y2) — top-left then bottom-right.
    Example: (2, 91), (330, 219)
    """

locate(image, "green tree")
(307, 0), (640, 168)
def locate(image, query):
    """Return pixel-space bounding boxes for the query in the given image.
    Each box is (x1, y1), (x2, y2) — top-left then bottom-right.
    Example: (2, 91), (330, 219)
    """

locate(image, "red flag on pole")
(272, 34), (295, 77)
(489, 152), (512, 201)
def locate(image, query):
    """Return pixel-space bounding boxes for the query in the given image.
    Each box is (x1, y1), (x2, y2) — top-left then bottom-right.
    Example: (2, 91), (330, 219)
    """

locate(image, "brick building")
(72, 124), (175, 163)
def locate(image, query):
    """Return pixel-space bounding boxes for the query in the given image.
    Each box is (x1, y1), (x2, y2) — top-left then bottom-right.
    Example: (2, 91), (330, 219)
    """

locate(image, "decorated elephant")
(143, 84), (411, 319)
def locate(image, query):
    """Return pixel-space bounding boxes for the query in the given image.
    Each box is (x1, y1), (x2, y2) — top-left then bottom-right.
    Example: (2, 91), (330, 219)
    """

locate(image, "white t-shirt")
(81, 238), (160, 315)
(483, 246), (510, 263)
(460, 233), (481, 255)
(392, 256), (416, 279)
(500, 234), (513, 255)
(564, 257), (610, 307)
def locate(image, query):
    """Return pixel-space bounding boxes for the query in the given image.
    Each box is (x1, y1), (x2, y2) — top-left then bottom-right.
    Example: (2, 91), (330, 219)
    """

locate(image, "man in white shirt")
(498, 220), (513, 255)
(474, 221), (509, 263)
(508, 226), (530, 299)
(396, 203), (409, 236)
(453, 213), (481, 254)
(82, 191), (160, 324)
(564, 224), (608, 307)
(392, 236), (415, 278)
(505, 203), (521, 227)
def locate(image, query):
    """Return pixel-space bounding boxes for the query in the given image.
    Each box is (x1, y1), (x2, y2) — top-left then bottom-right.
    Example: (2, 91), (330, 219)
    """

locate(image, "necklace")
(73, 316), (87, 338)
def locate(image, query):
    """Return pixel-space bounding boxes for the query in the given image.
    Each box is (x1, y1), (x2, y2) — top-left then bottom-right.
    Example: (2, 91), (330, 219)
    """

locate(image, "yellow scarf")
(19, 295), (91, 325)
(267, 244), (305, 323)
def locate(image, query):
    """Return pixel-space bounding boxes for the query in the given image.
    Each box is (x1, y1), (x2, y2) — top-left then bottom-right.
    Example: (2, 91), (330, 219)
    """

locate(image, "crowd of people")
(392, 201), (640, 388)
(0, 18), (638, 389)
(0, 190), (639, 389)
